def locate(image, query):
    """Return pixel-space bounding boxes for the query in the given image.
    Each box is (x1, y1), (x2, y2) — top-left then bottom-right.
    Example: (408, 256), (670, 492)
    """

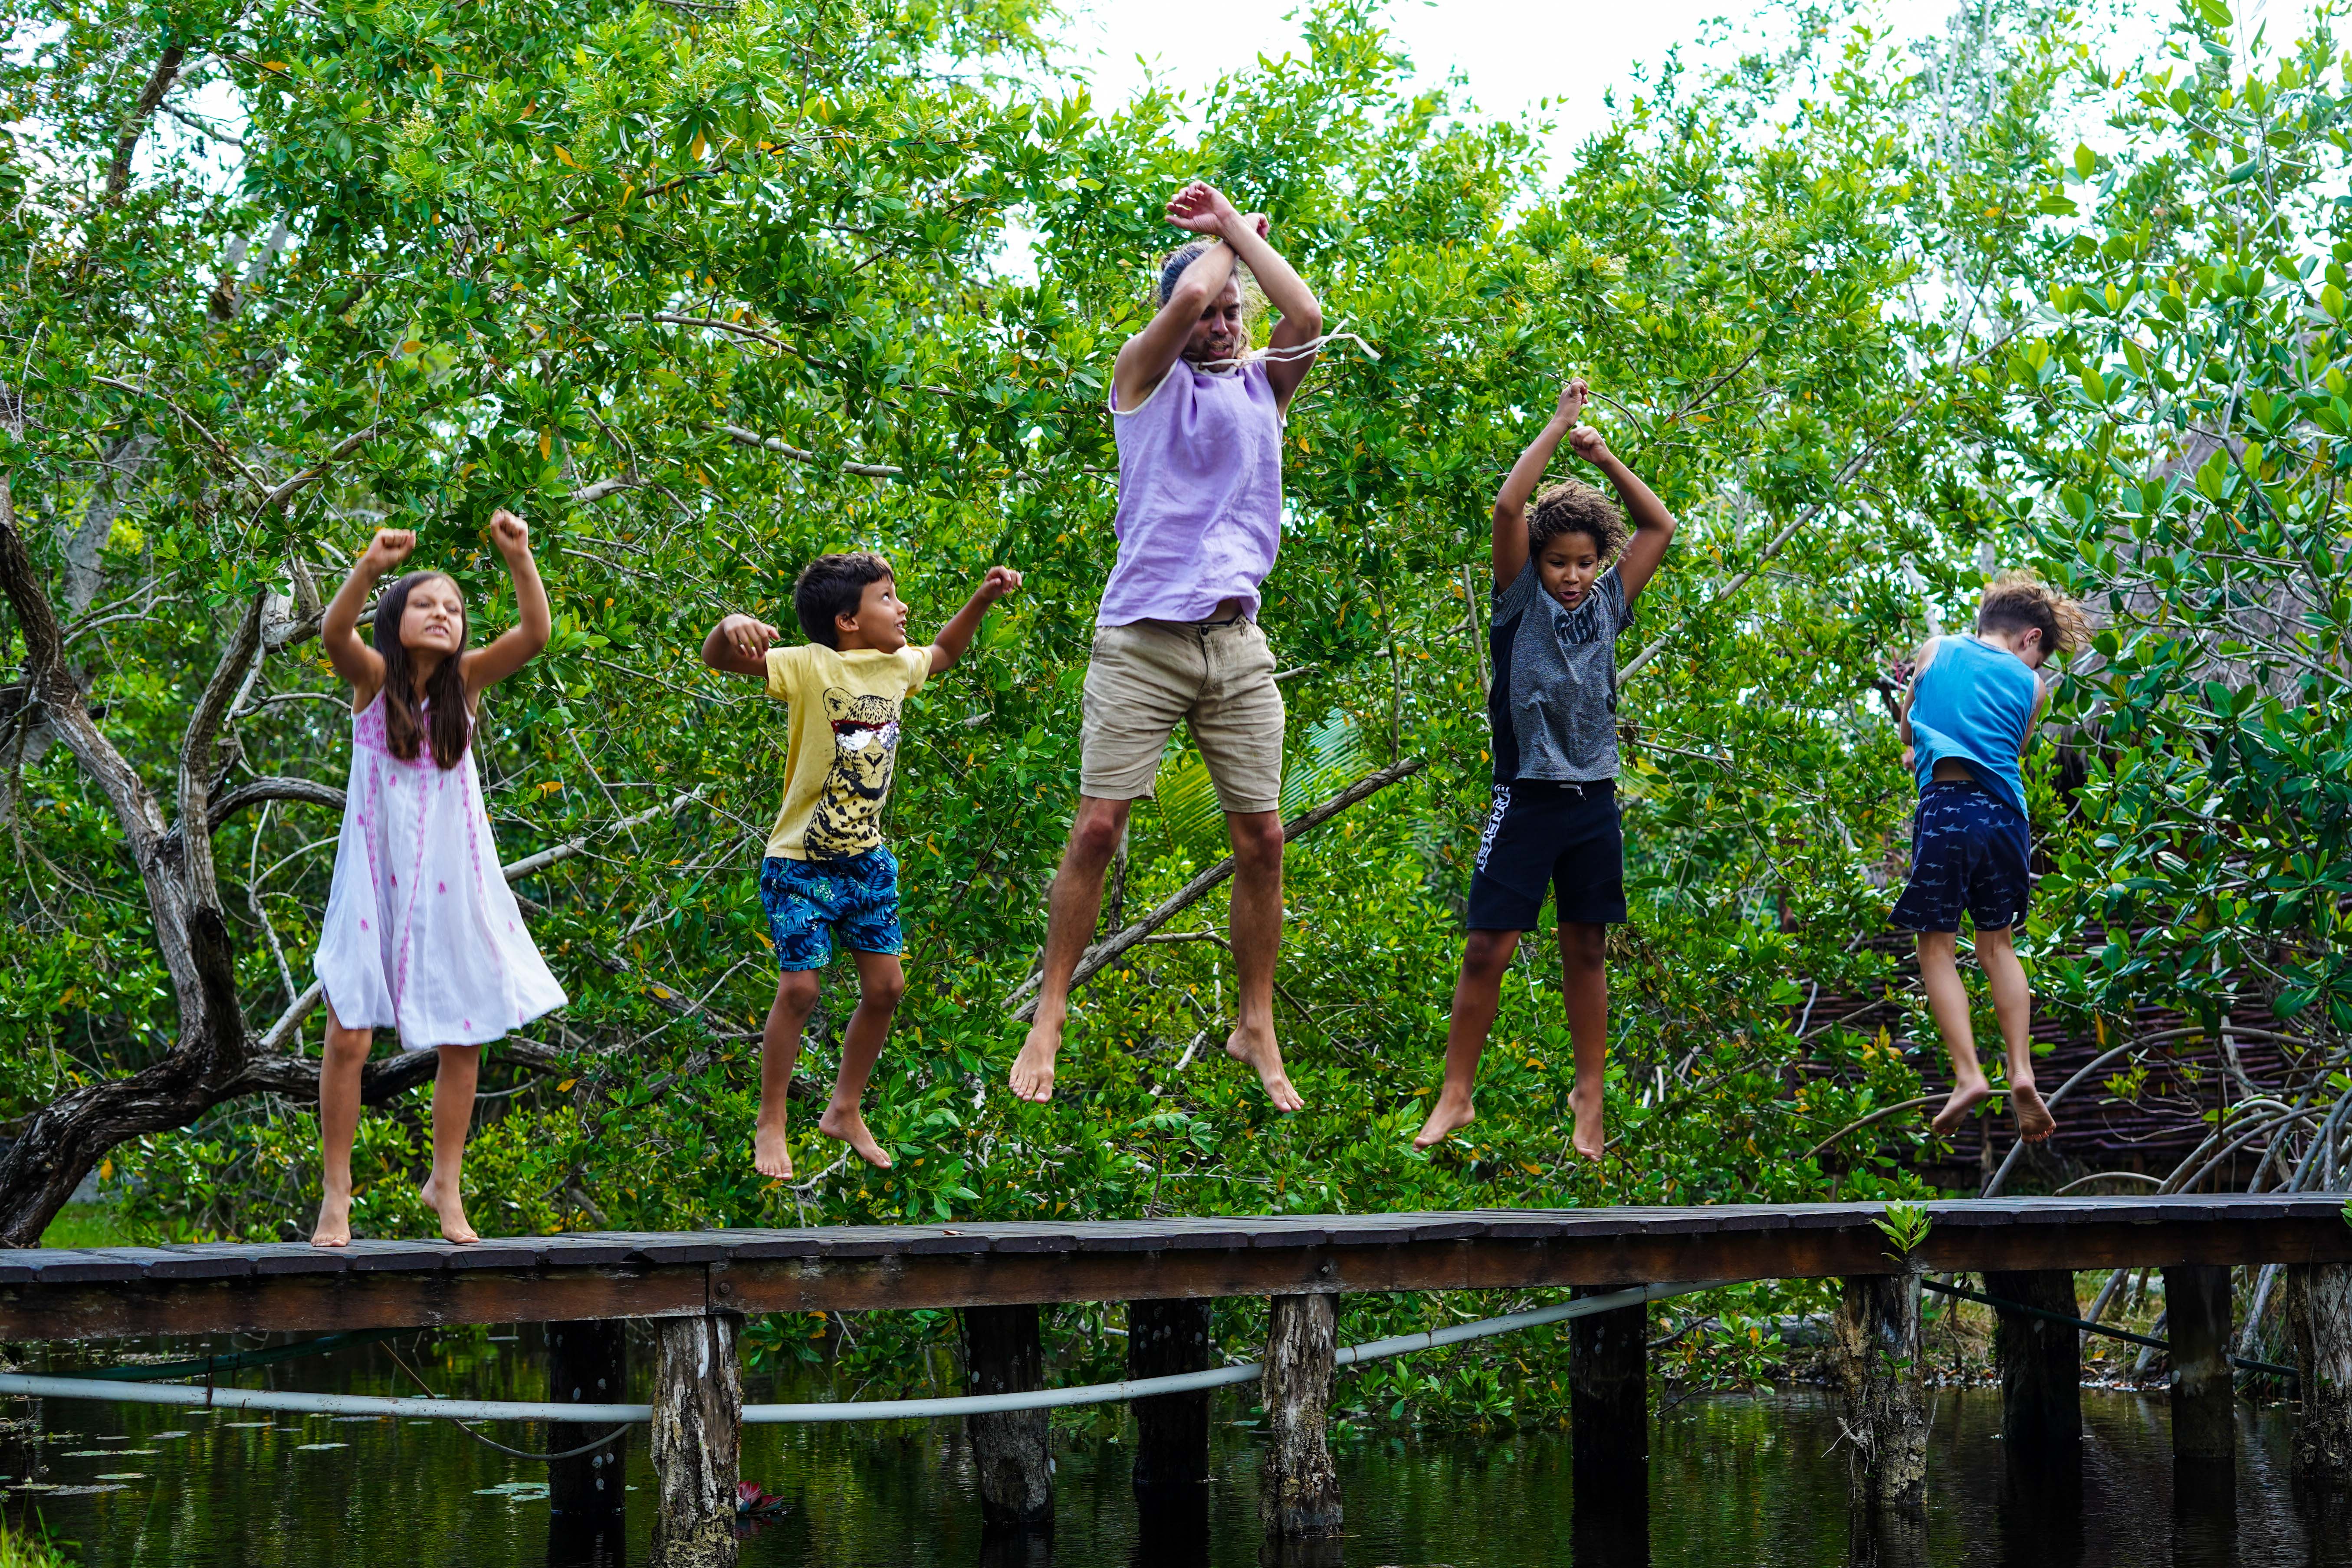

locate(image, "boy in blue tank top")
(1892, 571), (2089, 1147)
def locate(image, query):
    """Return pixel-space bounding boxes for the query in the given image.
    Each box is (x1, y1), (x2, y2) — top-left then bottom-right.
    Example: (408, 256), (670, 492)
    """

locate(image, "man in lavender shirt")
(1009, 181), (1324, 1112)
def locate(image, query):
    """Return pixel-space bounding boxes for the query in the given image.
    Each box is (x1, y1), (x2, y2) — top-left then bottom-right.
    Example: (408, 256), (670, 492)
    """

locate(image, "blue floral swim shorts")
(758, 849), (902, 970)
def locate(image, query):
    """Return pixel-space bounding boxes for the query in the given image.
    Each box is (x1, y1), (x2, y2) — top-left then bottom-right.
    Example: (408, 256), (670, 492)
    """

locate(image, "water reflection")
(3, 1338), (2344, 1568)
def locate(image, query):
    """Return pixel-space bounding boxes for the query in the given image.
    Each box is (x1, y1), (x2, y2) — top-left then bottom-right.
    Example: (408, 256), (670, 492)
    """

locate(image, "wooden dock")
(4, 1195), (2349, 1568)
(4, 1194), (2346, 1340)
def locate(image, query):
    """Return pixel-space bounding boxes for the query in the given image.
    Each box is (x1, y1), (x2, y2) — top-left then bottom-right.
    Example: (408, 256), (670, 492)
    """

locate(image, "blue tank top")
(1908, 635), (2040, 821)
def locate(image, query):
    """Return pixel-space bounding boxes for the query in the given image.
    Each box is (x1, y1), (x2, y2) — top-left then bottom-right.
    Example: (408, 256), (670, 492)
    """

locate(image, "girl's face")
(1182, 277), (1247, 366)
(1537, 533), (1603, 611)
(399, 575), (467, 661)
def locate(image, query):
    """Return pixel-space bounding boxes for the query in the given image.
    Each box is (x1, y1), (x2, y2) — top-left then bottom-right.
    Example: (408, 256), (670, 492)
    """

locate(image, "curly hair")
(1528, 480), (1629, 561)
(1976, 569), (2092, 657)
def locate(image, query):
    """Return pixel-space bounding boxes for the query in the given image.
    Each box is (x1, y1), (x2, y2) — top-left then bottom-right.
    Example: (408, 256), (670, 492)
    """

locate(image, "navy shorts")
(758, 849), (902, 970)
(1466, 779), (1627, 931)
(1889, 782), (2030, 933)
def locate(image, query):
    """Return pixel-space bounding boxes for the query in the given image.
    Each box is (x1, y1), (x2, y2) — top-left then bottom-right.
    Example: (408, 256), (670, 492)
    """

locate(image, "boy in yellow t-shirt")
(701, 552), (1021, 1178)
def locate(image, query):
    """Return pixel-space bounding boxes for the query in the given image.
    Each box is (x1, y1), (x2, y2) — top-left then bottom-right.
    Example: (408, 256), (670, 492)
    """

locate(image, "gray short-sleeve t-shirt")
(1486, 561), (1630, 784)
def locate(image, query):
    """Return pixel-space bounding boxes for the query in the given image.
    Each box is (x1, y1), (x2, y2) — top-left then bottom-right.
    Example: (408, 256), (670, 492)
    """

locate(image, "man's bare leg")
(1413, 929), (1521, 1148)
(1222, 808), (1302, 1112)
(1919, 930), (1993, 1136)
(820, 950), (905, 1168)
(1560, 922), (1609, 1160)
(417, 1044), (481, 1244)
(754, 968), (822, 1177)
(1010, 796), (1130, 1103)
(312, 1006), (370, 1247)
(1976, 926), (2054, 1141)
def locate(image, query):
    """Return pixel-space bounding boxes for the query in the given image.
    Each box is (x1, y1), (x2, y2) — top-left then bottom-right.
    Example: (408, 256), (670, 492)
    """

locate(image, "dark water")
(5, 1333), (2348, 1567)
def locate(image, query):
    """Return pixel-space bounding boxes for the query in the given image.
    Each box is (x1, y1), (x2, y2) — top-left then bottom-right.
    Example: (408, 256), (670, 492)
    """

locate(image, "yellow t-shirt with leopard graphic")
(761, 643), (930, 861)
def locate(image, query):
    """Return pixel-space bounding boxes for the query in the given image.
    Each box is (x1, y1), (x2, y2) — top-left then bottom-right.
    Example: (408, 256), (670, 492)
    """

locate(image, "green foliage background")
(3, 0), (2348, 1421)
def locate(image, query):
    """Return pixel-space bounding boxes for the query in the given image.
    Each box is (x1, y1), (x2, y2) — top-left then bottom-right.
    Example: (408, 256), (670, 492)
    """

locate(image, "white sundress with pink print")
(312, 693), (567, 1050)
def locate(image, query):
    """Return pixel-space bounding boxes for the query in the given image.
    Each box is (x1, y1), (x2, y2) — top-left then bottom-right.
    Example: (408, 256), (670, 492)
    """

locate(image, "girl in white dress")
(310, 513), (566, 1246)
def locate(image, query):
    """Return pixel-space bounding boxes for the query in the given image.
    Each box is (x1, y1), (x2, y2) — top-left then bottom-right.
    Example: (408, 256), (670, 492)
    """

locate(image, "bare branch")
(105, 44), (189, 203)
(253, 426), (380, 521)
(176, 591), (269, 910)
(207, 773), (346, 830)
(721, 424), (902, 480)
(1005, 756), (1429, 1020)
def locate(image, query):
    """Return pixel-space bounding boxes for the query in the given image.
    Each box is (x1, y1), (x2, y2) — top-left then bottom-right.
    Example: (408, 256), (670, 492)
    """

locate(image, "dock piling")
(1568, 1284), (1649, 1565)
(1986, 1270), (2081, 1462)
(1127, 1297), (1213, 1496)
(2163, 1264), (2234, 1467)
(546, 1319), (628, 1562)
(1833, 1273), (1927, 1511)
(962, 1303), (1054, 1529)
(1258, 1292), (1341, 1539)
(2286, 1261), (2352, 1486)
(650, 1312), (741, 1568)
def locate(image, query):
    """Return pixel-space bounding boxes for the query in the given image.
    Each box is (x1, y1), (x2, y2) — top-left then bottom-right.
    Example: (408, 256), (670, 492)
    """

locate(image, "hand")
(1239, 211), (1272, 241)
(1567, 424), (1613, 466)
(362, 528), (416, 572)
(1165, 181), (1241, 237)
(1900, 745), (1916, 770)
(487, 508), (531, 559)
(720, 614), (780, 661)
(1554, 377), (1589, 427)
(977, 565), (1023, 602)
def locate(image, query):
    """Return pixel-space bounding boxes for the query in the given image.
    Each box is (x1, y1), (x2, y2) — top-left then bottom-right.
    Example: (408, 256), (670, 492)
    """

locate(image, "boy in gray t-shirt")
(1413, 378), (1679, 1163)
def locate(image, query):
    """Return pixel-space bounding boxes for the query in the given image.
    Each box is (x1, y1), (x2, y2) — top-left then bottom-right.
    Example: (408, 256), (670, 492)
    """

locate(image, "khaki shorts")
(1081, 618), (1285, 813)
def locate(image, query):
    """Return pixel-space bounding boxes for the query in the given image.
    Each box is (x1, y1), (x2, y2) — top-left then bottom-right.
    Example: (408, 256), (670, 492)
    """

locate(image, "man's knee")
(1066, 800), (1130, 869)
(1558, 923), (1607, 970)
(861, 965), (907, 1011)
(1228, 812), (1285, 871)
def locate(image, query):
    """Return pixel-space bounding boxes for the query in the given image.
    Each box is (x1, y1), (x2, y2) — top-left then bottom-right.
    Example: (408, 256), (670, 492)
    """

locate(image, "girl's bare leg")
(755, 969), (823, 1178)
(1560, 922), (1609, 1160)
(818, 951), (905, 1170)
(1413, 929), (1521, 1149)
(1919, 930), (1993, 1136)
(1974, 927), (2054, 1141)
(418, 1044), (481, 1244)
(312, 1005), (371, 1247)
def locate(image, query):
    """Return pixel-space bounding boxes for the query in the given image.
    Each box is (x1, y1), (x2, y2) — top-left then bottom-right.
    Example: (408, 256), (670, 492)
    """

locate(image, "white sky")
(1049, 0), (2322, 171)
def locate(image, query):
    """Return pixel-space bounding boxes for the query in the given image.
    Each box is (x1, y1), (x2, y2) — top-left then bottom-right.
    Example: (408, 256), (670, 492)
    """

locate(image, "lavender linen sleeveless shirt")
(1098, 358), (1285, 627)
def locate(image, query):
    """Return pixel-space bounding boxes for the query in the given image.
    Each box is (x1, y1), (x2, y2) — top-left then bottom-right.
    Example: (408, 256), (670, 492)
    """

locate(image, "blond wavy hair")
(1977, 569), (2092, 657)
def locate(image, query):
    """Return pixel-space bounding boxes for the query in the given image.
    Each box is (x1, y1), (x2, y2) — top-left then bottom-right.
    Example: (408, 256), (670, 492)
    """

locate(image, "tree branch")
(105, 44), (188, 204)
(253, 427), (379, 521)
(720, 424), (902, 479)
(205, 774), (346, 831)
(1004, 756), (1428, 1020)
(177, 590), (269, 911)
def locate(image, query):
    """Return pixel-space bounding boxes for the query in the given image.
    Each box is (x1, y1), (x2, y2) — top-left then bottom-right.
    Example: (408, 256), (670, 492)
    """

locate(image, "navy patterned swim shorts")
(1889, 781), (2030, 934)
(758, 849), (902, 970)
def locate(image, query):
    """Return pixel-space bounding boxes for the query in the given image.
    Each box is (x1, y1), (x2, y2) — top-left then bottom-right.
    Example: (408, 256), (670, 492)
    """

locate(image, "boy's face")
(836, 573), (910, 654)
(1536, 533), (1603, 612)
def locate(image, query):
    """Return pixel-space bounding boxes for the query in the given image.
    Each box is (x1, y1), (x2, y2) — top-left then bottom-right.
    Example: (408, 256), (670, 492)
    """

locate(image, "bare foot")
(2011, 1081), (2058, 1143)
(1226, 1021), (1304, 1113)
(818, 1105), (894, 1169)
(1009, 1016), (1063, 1104)
(1930, 1075), (1992, 1137)
(1413, 1090), (1476, 1150)
(1570, 1085), (1605, 1161)
(417, 1174), (477, 1245)
(752, 1120), (795, 1180)
(311, 1190), (352, 1249)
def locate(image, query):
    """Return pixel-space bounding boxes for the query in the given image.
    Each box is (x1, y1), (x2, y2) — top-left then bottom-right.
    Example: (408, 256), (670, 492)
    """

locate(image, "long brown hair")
(374, 570), (471, 769)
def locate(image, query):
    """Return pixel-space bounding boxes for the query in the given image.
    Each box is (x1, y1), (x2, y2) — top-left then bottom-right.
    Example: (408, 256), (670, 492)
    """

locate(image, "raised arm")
(1192, 191), (1324, 414)
(927, 566), (1023, 675)
(1491, 380), (1587, 589)
(320, 527), (411, 707)
(701, 612), (781, 679)
(1567, 424), (1678, 605)
(462, 510), (553, 697)
(1112, 201), (1241, 415)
